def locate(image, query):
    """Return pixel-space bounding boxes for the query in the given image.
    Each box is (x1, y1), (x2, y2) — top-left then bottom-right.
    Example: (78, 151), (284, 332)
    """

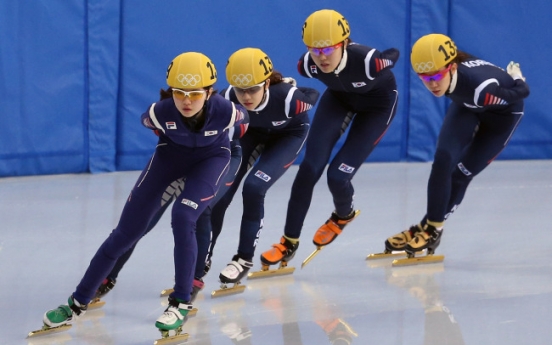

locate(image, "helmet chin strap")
(447, 68), (458, 94)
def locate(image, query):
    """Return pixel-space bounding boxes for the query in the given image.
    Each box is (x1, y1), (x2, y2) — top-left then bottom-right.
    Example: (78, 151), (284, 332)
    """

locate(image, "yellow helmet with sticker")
(302, 9), (350, 47)
(411, 33), (457, 74)
(166, 52), (217, 89)
(226, 47), (273, 88)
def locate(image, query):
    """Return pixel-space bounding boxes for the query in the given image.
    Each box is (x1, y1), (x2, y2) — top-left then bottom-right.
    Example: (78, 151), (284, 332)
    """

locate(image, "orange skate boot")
(313, 210), (360, 246)
(302, 210), (360, 268)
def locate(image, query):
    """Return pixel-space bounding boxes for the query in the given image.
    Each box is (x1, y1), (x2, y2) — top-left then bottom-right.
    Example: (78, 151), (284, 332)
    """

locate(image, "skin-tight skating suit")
(422, 57), (529, 224)
(284, 42), (400, 239)
(209, 81), (320, 261)
(103, 118), (248, 283)
(72, 93), (246, 303)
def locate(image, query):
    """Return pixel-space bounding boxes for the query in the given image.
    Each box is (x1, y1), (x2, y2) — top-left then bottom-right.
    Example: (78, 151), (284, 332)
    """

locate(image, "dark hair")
(451, 50), (474, 65)
(159, 88), (172, 101)
(268, 70), (284, 85)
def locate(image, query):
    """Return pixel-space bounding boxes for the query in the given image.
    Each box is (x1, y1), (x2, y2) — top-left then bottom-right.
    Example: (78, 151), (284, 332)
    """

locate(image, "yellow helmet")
(410, 33), (457, 74)
(302, 9), (350, 47)
(226, 48), (273, 88)
(166, 52), (217, 88)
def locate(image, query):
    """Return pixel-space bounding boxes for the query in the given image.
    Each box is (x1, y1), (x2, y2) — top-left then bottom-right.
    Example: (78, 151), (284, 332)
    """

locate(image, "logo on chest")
(204, 130), (218, 136)
(166, 122), (177, 129)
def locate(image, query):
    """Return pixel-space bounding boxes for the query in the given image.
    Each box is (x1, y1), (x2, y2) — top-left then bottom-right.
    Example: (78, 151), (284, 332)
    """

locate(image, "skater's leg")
(400, 107), (475, 255)
(237, 126), (308, 262)
(194, 207), (213, 279)
(96, 180), (179, 299)
(170, 151), (230, 302)
(408, 108), (522, 255)
(314, 93), (397, 246)
(73, 189), (166, 304)
(76, 144), (203, 304)
(326, 97), (396, 217)
(283, 92), (347, 239)
(426, 105), (479, 224)
(443, 110), (523, 219)
(196, 144), (242, 277)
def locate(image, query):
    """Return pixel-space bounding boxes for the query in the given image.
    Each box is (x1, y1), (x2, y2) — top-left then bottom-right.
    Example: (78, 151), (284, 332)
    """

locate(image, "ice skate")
(28, 295), (87, 338)
(88, 277), (116, 310)
(211, 255), (252, 297)
(366, 224), (426, 261)
(190, 278), (204, 302)
(392, 224), (445, 266)
(249, 236), (299, 279)
(154, 296), (192, 345)
(302, 210), (360, 268)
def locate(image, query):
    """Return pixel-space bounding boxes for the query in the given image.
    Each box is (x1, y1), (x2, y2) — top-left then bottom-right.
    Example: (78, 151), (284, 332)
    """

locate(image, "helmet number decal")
(259, 56), (273, 77)
(166, 61), (173, 79)
(337, 18), (349, 37)
(206, 61), (217, 81)
(438, 40), (457, 62)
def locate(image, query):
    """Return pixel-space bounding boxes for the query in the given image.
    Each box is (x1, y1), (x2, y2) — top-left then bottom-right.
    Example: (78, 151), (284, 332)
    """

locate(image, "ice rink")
(1, 160), (551, 345)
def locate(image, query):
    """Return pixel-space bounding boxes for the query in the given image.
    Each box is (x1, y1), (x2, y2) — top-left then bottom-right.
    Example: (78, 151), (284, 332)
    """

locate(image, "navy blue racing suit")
(422, 57), (529, 224)
(104, 118), (248, 283)
(284, 43), (400, 239)
(72, 93), (246, 304)
(210, 80), (320, 261)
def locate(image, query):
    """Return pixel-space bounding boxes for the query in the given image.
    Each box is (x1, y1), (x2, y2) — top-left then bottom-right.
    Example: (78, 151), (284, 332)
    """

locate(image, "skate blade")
(211, 284), (246, 298)
(301, 247), (322, 269)
(391, 254), (445, 266)
(27, 324), (72, 338)
(366, 250), (424, 260)
(188, 308), (198, 317)
(160, 288), (174, 297)
(153, 332), (189, 345)
(247, 266), (295, 279)
(87, 298), (105, 310)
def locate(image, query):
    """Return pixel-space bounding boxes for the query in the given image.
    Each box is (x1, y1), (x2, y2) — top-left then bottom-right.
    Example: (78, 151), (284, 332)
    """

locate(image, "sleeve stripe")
(225, 102), (237, 130)
(303, 54), (313, 78)
(284, 87), (297, 118)
(148, 103), (165, 134)
(364, 49), (376, 80)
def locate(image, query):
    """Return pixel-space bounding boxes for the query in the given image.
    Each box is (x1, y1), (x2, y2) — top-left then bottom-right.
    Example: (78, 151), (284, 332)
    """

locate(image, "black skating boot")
(95, 277), (116, 299)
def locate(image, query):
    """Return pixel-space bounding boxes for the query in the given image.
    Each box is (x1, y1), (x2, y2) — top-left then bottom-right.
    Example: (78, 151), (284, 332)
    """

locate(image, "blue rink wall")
(1, 0), (550, 176)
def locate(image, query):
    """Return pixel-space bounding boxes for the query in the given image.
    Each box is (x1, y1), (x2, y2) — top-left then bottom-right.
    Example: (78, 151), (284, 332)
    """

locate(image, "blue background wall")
(0, 0), (549, 176)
